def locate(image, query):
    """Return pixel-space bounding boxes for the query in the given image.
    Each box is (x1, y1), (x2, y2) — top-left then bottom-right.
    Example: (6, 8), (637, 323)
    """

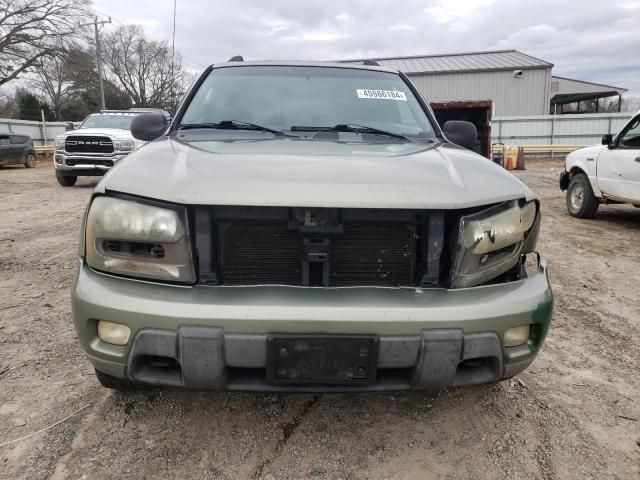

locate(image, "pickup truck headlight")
(55, 137), (65, 149)
(85, 196), (195, 283)
(113, 139), (135, 151)
(450, 200), (538, 288)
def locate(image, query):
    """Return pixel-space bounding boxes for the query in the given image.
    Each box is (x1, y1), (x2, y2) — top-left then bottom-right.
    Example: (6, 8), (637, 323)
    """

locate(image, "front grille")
(219, 221), (414, 287)
(330, 224), (413, 286)
(221, 224), (303, 285)
(65, 135), (113, 153)
(65, 159), (113, 167)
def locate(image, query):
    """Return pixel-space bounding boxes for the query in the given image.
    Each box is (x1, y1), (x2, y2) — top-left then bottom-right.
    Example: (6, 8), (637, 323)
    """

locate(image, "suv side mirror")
(131, 113), (166, 141)
(443, 120), (478, 149)
(601, 134), (613, 147)
(65, 121), (74, 131)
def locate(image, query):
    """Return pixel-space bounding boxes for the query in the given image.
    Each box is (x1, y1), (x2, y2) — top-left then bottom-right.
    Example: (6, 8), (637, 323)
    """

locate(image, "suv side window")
(0, 135), (10, 145)
(10, 135), (25, 145)
(619, 115), (640, 148)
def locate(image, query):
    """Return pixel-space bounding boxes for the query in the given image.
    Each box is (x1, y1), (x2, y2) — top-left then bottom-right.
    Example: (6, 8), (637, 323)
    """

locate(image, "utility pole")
(80, 16), (112, 110)
(170, 0), (177, 112)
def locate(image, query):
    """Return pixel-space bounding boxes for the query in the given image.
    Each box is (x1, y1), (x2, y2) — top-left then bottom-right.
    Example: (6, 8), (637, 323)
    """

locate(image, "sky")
(90, 0), (640, 95)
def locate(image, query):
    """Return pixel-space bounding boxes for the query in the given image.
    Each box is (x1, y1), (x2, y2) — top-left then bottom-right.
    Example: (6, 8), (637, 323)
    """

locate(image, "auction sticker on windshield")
(356, 89), (407, 101)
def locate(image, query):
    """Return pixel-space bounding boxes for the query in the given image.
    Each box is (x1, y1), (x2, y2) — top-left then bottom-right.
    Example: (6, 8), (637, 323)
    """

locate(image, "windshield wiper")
(179, 120), (293, 136)
(291, 123), (416, 142)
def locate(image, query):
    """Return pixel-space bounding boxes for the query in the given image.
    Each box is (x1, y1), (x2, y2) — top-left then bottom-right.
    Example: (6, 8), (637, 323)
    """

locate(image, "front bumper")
(54, 151), (130, 175)
(71, 255), (553, 392)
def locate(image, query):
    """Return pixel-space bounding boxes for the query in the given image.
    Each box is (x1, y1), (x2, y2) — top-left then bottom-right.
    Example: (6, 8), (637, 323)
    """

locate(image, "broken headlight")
(450, 200), (538, 288)
(85, 196), (195, 283)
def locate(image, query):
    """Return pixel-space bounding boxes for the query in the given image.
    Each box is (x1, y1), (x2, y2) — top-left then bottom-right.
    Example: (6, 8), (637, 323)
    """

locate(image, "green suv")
(72, 60), (552, 392)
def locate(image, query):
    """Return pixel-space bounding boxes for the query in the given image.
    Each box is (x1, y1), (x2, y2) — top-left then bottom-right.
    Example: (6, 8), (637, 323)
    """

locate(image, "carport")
(550, 76), (627, 113)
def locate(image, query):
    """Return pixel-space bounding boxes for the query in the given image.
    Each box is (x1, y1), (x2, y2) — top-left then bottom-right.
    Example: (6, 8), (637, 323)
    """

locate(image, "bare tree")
(29, 47), (74, 119)
(0, 89), (17, 117)
(620, 95), (640, 113)
(27, 45), (133, 120)
(101, 24), (186, 110)
(0, 0), (89, 88)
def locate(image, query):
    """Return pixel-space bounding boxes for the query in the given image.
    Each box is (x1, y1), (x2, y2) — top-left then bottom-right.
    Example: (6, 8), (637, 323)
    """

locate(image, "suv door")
(9, 135), (27, 163)
(0, 134), (14, 164)
(597, 114), (640, 202)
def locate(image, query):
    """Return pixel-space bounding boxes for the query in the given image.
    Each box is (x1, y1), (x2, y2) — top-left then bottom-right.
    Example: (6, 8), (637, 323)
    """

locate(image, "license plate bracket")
(266, 335), (378, 385)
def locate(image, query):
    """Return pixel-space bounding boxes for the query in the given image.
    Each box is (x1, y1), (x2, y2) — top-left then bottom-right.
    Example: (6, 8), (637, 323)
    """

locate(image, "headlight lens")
(450, 200), (537, 288)
(55, 137), (65, 149)
(113, 139), (135, 151)
(85, 196), (195, 282)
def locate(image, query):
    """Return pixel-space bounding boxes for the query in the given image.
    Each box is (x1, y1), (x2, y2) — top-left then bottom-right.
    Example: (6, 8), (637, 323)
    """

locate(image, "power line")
(92, 6), (206, 69)
(92, 9), (124, 24)
(181, 55), (206, 69)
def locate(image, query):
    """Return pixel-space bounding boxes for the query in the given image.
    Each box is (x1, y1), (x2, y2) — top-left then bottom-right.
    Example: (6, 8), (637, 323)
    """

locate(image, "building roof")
(341, 50), (553, 75)
(550, 75), (627, 104)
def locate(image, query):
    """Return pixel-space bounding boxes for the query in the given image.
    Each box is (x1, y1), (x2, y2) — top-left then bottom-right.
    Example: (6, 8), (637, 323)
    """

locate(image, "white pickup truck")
(53, 109), (170, 187)
(560, 111), (640, 218)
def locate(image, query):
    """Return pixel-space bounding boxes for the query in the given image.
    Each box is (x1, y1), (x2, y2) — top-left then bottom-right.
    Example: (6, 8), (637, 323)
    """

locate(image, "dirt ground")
(1, 159), (638, 480)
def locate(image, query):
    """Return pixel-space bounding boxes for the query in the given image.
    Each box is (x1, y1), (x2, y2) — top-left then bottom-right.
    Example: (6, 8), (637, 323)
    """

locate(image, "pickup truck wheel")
(94, 369), (147, 391)
(24, 153), (37, 168)
(566, 173), (599, 218)
(55, 170), (77, 187)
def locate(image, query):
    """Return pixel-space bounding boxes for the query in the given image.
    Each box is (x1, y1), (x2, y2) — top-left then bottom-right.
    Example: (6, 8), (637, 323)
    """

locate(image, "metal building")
(343, 50), (626, 117)
(550, 76), (627, 113)
(344, 50), (553, 116)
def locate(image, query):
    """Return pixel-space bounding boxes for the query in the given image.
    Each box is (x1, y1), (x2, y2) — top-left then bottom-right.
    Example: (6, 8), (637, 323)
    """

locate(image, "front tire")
(566, 173), (599, 218)
(24, 153), (37, 168)
(56, 170), (77, 187)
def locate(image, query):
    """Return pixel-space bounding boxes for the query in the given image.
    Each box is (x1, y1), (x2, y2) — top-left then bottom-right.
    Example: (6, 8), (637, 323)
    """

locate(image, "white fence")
(0, 118), (76, 146)
(492, 113), (633, 146)
(3, 113), (636, 149)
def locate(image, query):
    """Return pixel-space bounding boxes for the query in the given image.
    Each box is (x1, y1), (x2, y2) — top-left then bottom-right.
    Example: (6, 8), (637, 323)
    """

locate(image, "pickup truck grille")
(219, 221), (414, 287)
(65, 135), (114, 154)
(64, 159), (114, 167)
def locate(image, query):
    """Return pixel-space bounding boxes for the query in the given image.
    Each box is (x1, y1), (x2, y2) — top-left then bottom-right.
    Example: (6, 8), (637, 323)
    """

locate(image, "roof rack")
(362, 60), (380, 66)
(228, 55), (244, 62)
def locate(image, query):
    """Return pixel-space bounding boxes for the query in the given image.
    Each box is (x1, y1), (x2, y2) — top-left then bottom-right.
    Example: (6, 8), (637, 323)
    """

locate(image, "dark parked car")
(0, 134), (37, 168)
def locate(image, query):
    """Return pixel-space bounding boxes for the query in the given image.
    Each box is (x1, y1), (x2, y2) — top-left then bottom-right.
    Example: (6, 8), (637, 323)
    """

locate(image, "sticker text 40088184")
(356, 89), (407, 101)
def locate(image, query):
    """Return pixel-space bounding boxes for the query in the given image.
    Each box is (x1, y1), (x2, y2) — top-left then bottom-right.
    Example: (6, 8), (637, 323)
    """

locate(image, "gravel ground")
(0, 159), (638, 480)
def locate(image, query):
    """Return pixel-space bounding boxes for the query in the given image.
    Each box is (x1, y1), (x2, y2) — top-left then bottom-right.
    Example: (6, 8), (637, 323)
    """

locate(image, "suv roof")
(210, 60), (398, 74)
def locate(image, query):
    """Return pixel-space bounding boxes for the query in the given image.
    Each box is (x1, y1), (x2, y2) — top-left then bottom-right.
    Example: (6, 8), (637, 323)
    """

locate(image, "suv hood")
(99, 136), (535, 209)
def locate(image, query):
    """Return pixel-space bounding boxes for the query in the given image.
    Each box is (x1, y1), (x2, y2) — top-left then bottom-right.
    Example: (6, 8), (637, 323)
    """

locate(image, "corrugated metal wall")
(410, 68), (551, 116)
(4, 113), (632, 149)
(492, 113), (632, 145)
(0, 118), (73, 146)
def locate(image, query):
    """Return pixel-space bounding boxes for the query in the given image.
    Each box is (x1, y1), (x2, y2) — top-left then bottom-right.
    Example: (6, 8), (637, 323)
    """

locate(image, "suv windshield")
(180, 66), (437, 140)
(80, 114), (137, 130)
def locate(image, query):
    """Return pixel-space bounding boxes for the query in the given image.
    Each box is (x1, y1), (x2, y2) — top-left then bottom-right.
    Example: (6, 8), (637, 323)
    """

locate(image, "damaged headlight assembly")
(450, 200), (538, 288)
(85, 196), (195, 283)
